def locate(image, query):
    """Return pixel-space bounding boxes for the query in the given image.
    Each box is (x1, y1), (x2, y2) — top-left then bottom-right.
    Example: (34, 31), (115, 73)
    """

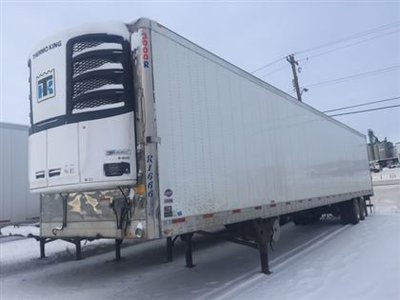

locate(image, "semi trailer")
(28, 18), (373, 274)
(0, 122), (40, 225)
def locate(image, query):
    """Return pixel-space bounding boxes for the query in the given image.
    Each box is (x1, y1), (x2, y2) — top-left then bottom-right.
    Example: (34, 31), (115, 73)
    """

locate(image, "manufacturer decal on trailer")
(164, 205), (173, 218)
(32, 40), (61, 59)
(164, 189), (173, 197)
(141, 31), (150, 68)
(164, 189), (174, 203)
(36, 69), (56, 102)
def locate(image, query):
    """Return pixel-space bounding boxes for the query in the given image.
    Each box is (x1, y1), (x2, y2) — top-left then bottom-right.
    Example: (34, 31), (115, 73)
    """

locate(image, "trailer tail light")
(203, 213), (214, 219)
(172, 217), (186, 224)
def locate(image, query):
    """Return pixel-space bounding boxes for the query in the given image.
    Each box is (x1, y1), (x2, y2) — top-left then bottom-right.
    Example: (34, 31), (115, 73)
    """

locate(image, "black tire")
(341, 199), (360, 225)
(351, 199), (361, 224)
(359, 198), (366, 221)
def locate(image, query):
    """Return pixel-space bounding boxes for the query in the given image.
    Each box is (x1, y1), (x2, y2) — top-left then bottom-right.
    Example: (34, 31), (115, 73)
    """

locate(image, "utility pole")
(286, 54), (302, 102)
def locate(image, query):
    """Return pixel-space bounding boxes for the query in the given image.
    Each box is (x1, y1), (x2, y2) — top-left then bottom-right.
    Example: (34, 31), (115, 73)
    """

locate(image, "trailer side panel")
(148, 26), (372, 234)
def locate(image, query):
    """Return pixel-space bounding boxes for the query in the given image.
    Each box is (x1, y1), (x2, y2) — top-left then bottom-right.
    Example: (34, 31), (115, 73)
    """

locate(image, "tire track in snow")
(196, 224), (350, 300)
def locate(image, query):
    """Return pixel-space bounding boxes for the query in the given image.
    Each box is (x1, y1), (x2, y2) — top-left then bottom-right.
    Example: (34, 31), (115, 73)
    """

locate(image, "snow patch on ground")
(216, 184), (400, 300)
(372, 185), (400, 214)
(0, 224), (40, 237)
(224, 214), (400, 300)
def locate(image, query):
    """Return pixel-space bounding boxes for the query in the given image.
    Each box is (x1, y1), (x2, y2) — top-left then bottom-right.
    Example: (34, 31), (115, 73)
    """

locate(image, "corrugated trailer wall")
(148, 23), (372, 223)
(0, 122), (40, 225)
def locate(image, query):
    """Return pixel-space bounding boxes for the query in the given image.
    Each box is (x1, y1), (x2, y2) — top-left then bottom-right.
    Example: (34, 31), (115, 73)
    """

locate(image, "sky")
(0, 1), (399, 143)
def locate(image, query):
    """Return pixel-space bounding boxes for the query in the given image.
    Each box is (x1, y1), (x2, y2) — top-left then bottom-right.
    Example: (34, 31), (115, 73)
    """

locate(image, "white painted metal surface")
(147, 22), (372, 226)
(78, 113), (136, 187)
(0, 123), (40, 224)
(28, 130), (47, 190)
(28, 22), (129, 124)
(28, 23), (137, 193)
(30, 19), (373, 240)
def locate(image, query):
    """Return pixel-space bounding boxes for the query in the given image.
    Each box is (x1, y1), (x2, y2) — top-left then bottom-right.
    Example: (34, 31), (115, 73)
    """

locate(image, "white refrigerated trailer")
(28, 18), (373, 273)
(0, 122), (40, 226)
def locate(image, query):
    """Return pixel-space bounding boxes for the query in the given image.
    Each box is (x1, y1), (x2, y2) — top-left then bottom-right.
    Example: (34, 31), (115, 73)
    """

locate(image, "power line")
(323, 96), (400, 113)
(303, 65), (400, 89)
(259, 64), (288, 78)
(298, 29), (400, 62)
(296, 21), (400, 55)
(252, 22), (400, 73)
(328, 104), (400, 117)
(251, 56), (286, 73)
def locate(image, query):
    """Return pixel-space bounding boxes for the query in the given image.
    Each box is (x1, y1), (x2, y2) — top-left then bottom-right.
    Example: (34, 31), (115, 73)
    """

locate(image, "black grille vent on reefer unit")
(66, 34), (134, 120)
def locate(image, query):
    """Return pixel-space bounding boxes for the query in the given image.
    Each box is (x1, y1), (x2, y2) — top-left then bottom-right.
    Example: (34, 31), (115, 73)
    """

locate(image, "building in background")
(395, 142), (400, 161)
(0, 122), (40, 225)
(367, 129), (398, 168)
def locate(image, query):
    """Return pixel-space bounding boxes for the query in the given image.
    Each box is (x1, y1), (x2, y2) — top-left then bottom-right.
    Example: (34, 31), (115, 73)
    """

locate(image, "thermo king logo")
(36, 69), (55, 102)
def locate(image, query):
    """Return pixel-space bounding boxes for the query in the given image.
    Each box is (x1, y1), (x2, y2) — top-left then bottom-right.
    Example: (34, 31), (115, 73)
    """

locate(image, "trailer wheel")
(352, 198), (361, 224)
(359, 198), (366, 221)
(341, 199), (360, 225)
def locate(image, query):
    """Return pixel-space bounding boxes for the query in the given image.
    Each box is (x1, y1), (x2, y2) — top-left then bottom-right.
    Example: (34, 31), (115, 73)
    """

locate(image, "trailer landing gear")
(197, 218), (276, 275)
(40, 237), (47, 259)
(166, 236), (179, 262)
(181, 233), (195, 268)
(252, 219), (273, 275)
(74, 239), (82, 260)
(115, 239), (123, 261)
(165, 218), (275, 273)
(165, 234), (195, 267)
(38, 237), (82, 260)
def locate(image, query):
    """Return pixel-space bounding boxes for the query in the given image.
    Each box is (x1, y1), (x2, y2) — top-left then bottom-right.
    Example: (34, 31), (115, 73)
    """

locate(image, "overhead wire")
(259, 64), (288, 78)
(328, 104), (400, 117)
(251, 56), (286, 73)
(302, 65), (400, 89)
(251, 21), (400, 74)
(323, 96), (400, 113)
(298, 29), (400, 62)
(295, 21), (400, 55)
